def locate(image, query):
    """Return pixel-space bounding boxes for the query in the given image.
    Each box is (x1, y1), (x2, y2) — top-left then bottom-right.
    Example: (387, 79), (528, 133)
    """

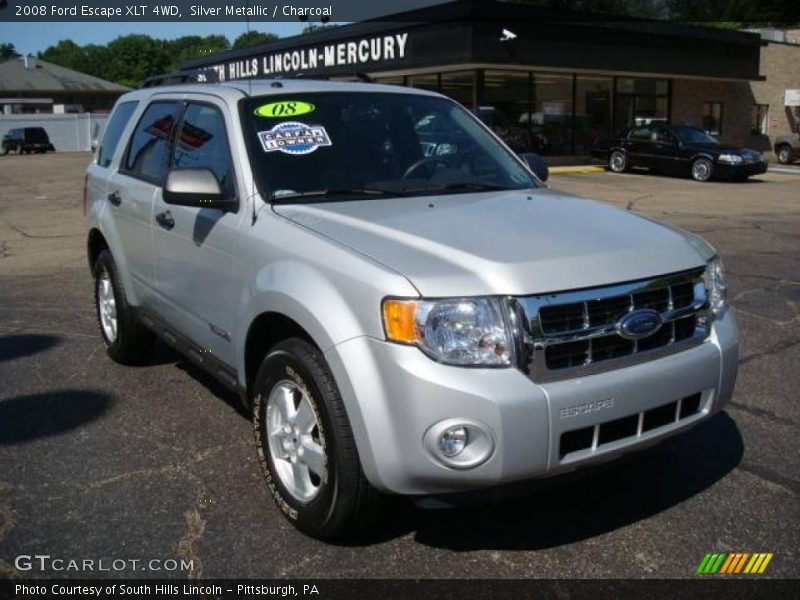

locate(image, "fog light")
(424, 418), (495, 469)
(440, 427), (467, 457)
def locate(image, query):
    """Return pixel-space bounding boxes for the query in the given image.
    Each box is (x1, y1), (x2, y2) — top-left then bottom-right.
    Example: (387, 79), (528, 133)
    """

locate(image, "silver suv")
(86, 80), (739, 539)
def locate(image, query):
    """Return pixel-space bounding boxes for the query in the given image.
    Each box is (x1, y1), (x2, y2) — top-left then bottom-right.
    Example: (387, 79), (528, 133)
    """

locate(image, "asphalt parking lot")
(1, 153), (798, 579)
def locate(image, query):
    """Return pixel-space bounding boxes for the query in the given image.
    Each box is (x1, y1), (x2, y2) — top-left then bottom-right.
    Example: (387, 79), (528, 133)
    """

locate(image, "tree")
(233, 30), (278, 49)
(0, 43), (17, 60)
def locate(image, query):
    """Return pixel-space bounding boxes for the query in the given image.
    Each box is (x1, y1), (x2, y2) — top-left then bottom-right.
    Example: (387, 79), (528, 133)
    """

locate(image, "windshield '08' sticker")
(254, 101), (315, 118)
(257, 122), (332, 155)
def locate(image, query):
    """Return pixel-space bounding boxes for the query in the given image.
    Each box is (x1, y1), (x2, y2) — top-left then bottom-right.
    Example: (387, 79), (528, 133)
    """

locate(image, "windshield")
(240, 92), (540, 203)
(673, 127), (717, 145)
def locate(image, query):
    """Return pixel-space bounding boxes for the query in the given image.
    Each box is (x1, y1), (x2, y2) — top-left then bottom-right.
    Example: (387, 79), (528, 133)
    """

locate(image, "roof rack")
(140, 69), (219, 89)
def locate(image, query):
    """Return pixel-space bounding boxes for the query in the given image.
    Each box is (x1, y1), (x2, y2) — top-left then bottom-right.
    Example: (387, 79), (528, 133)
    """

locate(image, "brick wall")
(672, 40), (800, 158)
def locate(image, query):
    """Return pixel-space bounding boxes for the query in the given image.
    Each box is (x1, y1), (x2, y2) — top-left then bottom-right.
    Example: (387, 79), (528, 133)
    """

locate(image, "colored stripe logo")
(696, 552), (773, 574)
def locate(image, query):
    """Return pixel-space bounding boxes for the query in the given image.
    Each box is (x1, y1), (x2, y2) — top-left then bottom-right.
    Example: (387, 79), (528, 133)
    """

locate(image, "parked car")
(86, 80), (738, 540)
(2, 127), (55, 155)
(774, 130), (799, 164)
(591, 125), (767, 181)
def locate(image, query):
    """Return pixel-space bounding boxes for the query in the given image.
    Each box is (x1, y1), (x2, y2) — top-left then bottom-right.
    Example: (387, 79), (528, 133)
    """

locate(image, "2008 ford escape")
(85, 79), (739, 539)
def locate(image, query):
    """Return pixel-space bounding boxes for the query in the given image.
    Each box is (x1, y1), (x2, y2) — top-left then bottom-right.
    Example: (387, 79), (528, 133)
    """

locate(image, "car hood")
(273, 189), (713, 297)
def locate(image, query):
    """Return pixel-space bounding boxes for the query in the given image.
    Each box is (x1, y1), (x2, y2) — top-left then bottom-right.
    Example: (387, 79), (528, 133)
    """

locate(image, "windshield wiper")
(272, 188), (404, 203)
(408, 182), (520, 194)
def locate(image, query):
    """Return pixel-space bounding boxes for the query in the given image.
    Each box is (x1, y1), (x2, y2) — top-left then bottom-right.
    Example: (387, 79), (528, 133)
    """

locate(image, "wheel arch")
(87, 228), (109, 271)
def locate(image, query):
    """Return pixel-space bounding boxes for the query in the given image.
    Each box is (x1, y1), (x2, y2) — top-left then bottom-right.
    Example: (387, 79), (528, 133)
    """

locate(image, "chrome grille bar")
(510, 267), (711, 383)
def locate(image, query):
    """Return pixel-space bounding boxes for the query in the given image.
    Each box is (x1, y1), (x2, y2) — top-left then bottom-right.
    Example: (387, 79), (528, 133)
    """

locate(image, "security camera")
(500, 28), (517, 42)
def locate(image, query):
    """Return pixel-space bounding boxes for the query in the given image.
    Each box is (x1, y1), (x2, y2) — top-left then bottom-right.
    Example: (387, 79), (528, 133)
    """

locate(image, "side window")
(98, 101), (138, 167)
(655, 128), (676, 143)
(124, 101), (181, 183)
(628, 127), (652, 141)
(170, 103), (236, 201)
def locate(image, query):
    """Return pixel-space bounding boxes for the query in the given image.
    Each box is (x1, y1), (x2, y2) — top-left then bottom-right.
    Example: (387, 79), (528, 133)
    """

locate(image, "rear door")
(625, 126), (655, 167)
(108, 99), (183, 306)
(151, 97), (243, 365)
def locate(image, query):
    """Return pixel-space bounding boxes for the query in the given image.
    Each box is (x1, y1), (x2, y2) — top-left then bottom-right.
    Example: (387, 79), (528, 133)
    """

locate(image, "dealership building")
(183, 0), (800, 159)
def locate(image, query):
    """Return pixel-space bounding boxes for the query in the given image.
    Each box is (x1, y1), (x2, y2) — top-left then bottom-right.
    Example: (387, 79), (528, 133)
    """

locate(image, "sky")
(1, 22), (309, 55)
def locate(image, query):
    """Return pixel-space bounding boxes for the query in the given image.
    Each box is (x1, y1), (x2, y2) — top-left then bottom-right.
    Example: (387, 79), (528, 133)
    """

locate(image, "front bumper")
(715, 160), (768, 178)
(325, 310), (739, 495)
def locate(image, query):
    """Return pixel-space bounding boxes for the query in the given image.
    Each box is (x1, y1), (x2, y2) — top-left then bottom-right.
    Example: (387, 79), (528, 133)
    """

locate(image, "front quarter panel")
(233, 208), (419, 383)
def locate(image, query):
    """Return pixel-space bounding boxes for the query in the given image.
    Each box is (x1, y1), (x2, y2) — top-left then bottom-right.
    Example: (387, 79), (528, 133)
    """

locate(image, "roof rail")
(140, 69), (219, 89)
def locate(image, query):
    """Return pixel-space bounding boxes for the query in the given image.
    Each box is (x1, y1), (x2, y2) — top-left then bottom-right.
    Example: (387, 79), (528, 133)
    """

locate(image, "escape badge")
(257, 121), (332, 155)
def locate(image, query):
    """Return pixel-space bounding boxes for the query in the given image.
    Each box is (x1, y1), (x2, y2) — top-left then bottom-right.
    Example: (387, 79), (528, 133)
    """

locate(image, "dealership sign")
(205, 32), (410, 81)
(785, 89), (800, 107)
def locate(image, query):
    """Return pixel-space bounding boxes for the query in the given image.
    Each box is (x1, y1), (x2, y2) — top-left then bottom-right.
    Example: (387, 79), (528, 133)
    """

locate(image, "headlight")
(718, 153), (743, 164)
(704, 257), (727, 317)
(382, 297), (512, 366)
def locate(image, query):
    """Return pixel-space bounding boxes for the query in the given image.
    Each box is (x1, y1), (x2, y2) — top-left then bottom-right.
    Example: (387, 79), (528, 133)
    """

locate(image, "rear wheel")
(93, 250), (154, 364)
(777, 144), (793, 165)
(691, 157), (713, 182)
(608, 150), (628, 173)
(252, 337), (378, 540)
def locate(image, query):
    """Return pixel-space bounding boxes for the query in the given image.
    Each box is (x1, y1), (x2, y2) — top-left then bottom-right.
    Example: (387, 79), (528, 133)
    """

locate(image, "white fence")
(0, 113), (110, 152)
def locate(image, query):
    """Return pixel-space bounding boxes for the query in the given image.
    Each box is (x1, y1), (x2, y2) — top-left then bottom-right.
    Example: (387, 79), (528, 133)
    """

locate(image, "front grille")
(515, 268), (710, 382)
(559, 392), (705, 459)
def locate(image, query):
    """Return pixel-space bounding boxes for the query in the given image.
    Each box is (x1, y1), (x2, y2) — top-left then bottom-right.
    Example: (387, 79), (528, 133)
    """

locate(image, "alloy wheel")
(97, 270), (117, 343)
(265, 380), (326, 502)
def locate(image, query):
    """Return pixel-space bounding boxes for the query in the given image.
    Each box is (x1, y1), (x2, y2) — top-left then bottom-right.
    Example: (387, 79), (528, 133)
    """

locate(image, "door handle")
(155, 210), (175, 230)
(107, 191), (122, 206)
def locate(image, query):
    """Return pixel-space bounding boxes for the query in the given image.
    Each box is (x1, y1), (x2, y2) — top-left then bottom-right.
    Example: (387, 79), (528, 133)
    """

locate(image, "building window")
(702, 102), (723, 136)
(576, 76), (613, 153)
(483, 70), (534, 152)
(751, 104), (769, 135)
(532, 73), (575, 155)
(440, 71), (476, 110)
(407, 73), (439, 93)
(613, 77), (669, 133)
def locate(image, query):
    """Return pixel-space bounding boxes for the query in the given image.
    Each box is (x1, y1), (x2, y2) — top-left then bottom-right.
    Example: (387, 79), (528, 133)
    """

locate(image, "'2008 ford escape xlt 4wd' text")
(85, 78), (739, 539)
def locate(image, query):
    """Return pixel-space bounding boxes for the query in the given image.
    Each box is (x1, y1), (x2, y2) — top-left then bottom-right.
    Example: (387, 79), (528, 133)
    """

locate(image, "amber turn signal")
(382, 299), (419, 344)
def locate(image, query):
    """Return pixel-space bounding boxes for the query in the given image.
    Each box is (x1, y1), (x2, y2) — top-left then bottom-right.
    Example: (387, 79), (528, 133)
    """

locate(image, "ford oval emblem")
(617, 309), (662, 340)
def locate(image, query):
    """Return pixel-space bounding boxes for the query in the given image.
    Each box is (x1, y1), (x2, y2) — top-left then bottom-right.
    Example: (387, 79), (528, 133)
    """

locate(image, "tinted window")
(99, 101), (138, 167)
(655, 128), (677, 143)
(124, 101), (181, 182)
(628, 127), (653, 141)
(170, 103), (236, 200)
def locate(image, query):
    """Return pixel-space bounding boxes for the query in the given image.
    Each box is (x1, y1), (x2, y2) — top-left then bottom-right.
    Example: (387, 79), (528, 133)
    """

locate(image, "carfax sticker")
(254, 100), (315, 118)
(257, 121), (332, 155)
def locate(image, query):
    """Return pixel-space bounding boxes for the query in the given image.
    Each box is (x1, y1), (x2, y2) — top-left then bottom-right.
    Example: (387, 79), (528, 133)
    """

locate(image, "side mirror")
(519, 152), (549, 182)
(163, 168), (234, 210)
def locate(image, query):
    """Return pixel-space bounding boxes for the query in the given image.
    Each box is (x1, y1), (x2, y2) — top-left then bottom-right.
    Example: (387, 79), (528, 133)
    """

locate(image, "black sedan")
(591, 125), (767, 182)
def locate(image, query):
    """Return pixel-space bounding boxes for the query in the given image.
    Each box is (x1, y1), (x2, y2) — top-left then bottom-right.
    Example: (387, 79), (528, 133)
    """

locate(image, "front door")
(110, 100), (183, 305)
(152, 99), (243, 366)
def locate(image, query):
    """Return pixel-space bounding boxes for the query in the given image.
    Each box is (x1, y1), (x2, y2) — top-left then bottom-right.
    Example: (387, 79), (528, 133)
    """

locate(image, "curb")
(548, 165), (607, 174)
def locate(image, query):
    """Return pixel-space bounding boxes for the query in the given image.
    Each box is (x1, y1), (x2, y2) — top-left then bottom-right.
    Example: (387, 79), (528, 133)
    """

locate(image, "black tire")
(252, 337), (378, 540)
(776, 144), (793, 165)
(93, 249), (154, 364)
(691, 157), (714, 182)
(2, 146), (9, 156)
(608, 150), (628, 173)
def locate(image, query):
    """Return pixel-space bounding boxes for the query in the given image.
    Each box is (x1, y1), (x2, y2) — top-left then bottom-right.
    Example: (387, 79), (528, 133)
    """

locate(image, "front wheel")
(776, 144), (793, 165)
(691, 157), (714, 182)
(252, 337), (377, 540)
(608, 150), (628, 173)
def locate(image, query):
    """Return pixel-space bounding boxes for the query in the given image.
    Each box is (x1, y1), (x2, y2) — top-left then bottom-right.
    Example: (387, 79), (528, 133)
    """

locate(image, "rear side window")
(26, 128), (48, 143)
(170, 103), (236, 201)
(124, 101), (181, 183)
(98, 101), (138, 167)
(628, 127), (653, 141)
